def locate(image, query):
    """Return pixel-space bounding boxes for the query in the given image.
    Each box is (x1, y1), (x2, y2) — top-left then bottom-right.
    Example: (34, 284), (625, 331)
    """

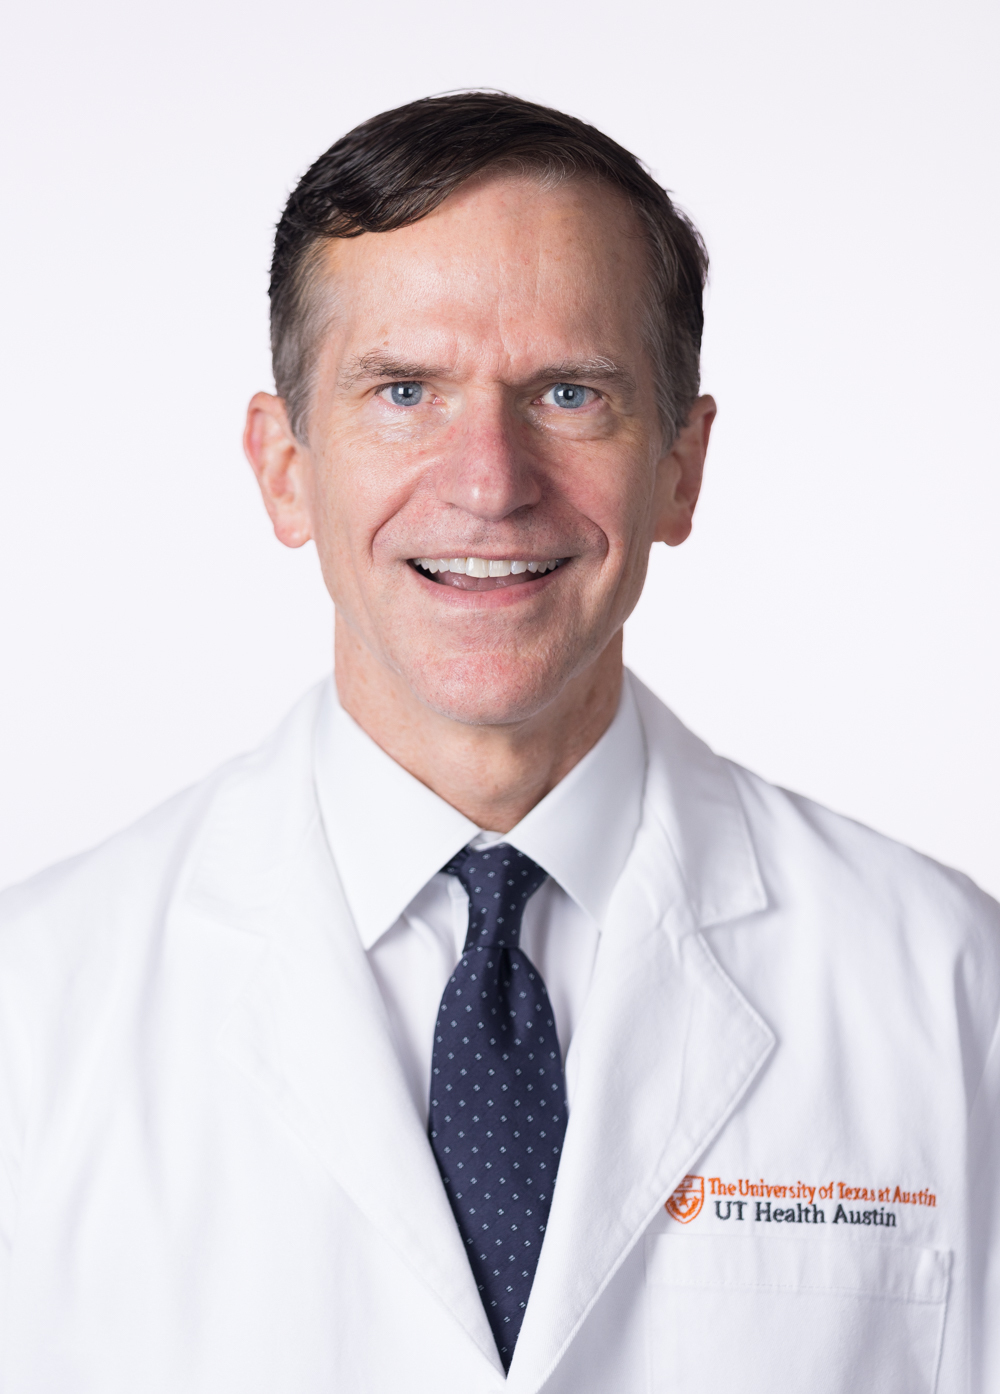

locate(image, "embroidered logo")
(665, 1175), (704, 1224)
(704, 1174), (938, 1229)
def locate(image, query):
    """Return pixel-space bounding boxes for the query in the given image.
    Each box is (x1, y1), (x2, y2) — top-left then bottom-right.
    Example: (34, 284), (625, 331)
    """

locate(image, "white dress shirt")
(313, 674), (647, 1123)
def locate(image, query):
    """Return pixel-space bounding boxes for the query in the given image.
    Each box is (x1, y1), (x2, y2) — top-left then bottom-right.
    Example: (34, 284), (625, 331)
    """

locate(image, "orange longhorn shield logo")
(665, 1175), (705, 1224)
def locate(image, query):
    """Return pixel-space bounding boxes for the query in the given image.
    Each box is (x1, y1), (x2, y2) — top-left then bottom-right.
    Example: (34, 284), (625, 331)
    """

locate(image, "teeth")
(413, 556), (561, 576)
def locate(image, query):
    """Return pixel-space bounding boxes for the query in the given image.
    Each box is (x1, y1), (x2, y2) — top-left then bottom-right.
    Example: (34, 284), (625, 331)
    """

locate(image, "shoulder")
(630, 668), (998, 929)
(725, 750), (1000, 1094)
(723, 761), (1000, 1109)
(0, 684), (326, 1197)
(629, 669), (1000, 1024)
(0, 767), (231, 1043)
(729, 759), (1000, 945)
(0, 681), (326, 994)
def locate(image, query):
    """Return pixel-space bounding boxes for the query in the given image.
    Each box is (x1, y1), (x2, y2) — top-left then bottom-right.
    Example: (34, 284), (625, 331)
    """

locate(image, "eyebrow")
(338, 354), (446, 390)
(534, 359), (637, 395)
(338, 351), (637, 396)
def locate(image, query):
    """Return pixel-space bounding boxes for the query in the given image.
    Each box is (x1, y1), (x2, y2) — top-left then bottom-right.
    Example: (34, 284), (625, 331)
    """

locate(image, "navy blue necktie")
(429, 844), (567, 1370)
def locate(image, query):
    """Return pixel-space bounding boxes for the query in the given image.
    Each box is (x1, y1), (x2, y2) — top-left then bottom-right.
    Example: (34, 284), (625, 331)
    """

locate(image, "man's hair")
(270, 92), (708, 445)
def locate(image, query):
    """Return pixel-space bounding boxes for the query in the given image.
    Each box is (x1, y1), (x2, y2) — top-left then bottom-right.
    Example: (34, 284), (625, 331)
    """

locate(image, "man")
(0, 92), (997, 1394)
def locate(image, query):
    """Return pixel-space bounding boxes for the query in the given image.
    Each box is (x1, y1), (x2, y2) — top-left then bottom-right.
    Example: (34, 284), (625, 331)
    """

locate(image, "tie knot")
(442, 843), (548, 950)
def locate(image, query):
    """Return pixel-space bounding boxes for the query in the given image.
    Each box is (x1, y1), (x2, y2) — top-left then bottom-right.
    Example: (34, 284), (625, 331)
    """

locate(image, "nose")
(434, 398), (542, 523)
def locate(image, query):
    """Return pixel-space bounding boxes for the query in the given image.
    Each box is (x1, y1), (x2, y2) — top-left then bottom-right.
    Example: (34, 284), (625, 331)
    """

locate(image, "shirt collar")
(499, 679), (645, 924)
(314, 674), (647, 949)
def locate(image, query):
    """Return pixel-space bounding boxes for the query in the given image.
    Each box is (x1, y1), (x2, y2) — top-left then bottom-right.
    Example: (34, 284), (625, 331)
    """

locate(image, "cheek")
(311, 425), (428, 563)
(567, 453), (657, 564)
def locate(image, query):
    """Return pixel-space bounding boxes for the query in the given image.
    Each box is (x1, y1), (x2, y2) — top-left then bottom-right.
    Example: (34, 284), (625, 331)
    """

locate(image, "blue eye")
(550, 383), (589, 409)
(388, 382), (423, 407)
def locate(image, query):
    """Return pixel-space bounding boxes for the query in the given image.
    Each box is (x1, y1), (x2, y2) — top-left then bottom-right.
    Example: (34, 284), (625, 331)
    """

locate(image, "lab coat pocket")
(645, 1232), (951, 1394)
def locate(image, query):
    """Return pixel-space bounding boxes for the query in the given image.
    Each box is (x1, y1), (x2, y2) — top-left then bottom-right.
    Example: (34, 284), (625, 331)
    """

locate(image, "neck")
(334, 625), (624, 833)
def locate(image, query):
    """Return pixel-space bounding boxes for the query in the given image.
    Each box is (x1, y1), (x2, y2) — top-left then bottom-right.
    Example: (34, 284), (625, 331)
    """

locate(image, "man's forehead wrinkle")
(325, 199), (649, 399)
(488, 228), (643, 391)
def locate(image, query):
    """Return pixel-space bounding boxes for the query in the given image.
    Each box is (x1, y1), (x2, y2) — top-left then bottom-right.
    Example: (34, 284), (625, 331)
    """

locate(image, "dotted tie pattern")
(429, 844), (567, 1371)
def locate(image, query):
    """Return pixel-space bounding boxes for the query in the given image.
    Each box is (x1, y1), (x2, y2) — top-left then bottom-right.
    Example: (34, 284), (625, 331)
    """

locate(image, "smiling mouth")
(410, 556), (567, 590)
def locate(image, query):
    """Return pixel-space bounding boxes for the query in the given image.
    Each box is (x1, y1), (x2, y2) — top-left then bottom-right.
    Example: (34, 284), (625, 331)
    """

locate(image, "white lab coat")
(1, 676), (998, 1394)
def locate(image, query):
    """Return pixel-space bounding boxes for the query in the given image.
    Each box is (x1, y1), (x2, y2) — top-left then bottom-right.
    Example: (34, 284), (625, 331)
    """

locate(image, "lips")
(410, 556), (566, 591)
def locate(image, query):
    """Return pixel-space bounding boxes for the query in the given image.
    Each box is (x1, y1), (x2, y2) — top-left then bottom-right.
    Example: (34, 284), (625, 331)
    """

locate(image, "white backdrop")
(2, 0), (998, 896)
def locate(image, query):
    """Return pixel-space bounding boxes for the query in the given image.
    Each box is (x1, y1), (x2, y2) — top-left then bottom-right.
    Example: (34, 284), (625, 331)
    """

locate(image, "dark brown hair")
(270, 92), (708, 443)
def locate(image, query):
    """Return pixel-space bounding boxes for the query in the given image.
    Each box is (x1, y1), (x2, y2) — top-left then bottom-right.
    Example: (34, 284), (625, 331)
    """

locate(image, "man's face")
(260, 175), (707, 726)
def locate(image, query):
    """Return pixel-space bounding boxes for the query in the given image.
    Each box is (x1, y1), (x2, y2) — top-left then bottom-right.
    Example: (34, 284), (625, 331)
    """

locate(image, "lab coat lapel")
(187, 687), (501, 1372)
(508, 676), (776, 1394)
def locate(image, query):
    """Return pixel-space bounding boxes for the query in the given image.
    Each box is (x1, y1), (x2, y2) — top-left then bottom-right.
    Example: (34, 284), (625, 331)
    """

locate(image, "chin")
(403, 649), (582, 728)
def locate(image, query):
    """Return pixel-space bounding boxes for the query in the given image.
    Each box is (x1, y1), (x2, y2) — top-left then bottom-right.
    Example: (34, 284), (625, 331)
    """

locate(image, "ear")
(243, 392), (314, 548)
(652, 394), (717, 546)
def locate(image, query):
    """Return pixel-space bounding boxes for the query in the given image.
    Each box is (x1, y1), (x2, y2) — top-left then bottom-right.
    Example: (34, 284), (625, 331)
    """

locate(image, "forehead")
(318, 175), (651, 374)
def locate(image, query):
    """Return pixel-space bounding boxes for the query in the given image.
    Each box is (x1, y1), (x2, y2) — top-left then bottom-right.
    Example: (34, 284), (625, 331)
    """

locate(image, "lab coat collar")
(185, 675), (772, 1391)
(188, 686), (506, 1379)
(508, 675), (773, 1393)
(501, 675), (645, 923)
(313, 680), (479, 950)
(626, 669), (767, 929)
